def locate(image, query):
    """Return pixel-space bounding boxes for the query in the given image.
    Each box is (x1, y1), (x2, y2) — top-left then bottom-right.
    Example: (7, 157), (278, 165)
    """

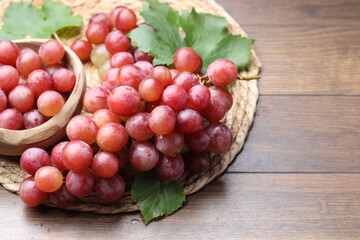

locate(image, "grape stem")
(202, 74), (261, 86)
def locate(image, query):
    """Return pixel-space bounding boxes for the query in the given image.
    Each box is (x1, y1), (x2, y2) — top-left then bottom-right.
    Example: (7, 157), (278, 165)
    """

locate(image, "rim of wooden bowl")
(0, 38), (86, 156)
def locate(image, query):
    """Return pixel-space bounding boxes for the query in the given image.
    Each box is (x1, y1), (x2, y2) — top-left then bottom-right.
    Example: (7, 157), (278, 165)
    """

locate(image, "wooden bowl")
(0, 39), (86, 156)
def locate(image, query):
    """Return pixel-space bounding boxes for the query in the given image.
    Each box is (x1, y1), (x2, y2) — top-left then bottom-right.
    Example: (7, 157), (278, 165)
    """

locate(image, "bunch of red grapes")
(14, 5), (239, 207)
(0, 39), (76, 130)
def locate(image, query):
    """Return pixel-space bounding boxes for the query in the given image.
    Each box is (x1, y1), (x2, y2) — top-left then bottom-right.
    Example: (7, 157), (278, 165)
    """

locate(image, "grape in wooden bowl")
(0, 39), (86, 156)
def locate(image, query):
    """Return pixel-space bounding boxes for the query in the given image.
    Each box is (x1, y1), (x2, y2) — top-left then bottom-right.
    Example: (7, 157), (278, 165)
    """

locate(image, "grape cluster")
(0, 39), (76, 130)
(18, 5), (238, 207)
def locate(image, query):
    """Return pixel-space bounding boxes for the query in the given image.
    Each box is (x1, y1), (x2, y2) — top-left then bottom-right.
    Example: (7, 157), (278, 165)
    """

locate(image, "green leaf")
(0, 0), (82, 40)
(129, 0), (254, 71)
(131, 172), (185, 224)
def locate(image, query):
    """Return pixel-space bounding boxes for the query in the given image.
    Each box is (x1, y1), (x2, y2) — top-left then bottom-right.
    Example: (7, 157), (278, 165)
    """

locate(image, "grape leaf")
(0, 0), (82, 40)
(129, 0), (254, 71)
(131, 172), (185, 224)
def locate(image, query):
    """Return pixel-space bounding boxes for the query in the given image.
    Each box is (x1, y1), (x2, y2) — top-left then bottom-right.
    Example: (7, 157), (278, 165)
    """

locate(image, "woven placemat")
(0, 0), (261, 213)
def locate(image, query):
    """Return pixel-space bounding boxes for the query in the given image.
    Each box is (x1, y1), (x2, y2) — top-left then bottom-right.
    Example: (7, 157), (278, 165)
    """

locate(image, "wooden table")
(1, 0), (360, 239)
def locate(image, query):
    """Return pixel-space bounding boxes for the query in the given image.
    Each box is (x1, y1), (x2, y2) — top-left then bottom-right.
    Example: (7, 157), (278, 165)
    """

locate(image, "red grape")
(96, 123), (129, 152)
(83, 86), (109, 113)
(138, 78), (164, 102)
(53, 68), (76, 93)
(23, 109), (46, 129)
(0, 40), (19, 66)
(62, 140), (94, 172)
(27, 69), (54, 98)
(110, 6), (126, 27)
(66, 115), (99, 145)
(89, 12), (112, 31)
(134, 49), (154, 63)
(86, 23), (109, 44)
(188, 84), (211, 111)
(70, 39), (93, 62)
(65, 169), (95, 197)
(133, 60), (153, 77)
(103, 68), (120, 91)
(37, 90), (64, 117)
(105, 30), (131, 54)
(8, 85), (34, 113)
(92, 151), (120, 178)
(183, 152), (210, 174)
(176, 108), (203, 134)
(115, 7), (137, 32)
(49, 184), (76, 208)
(91, 109), (121, 128)
(125, 112), (154, 141)
(116, 64), (145, 90)
(0, 65), (19, 93)
(129, 141), (160, 171)
(20, 147), (51, 176)
(184, 129), (211, 152)
(38, 40), (65, 65)
(107, 86), (141, 116)
(151, 66), (172, 87)
(207, 59), (238, 87)
(0, 108), (23, 130)
(34, 166), (63, 193)
(156, 154), (184, 181)
(155, 131), (184, 156)
(51, 141), (69, 170)
(149, 105), (176, 135)
(19, 177), (48, 206)
(110, 51), (134, 68)
(206, 122), (233, 154)
(95, 174), (125, 202)
(16, 48), (42, 77)
(173, 47), (202, 73)
(173, 71), (199, 93)
(162, 85), (188, 112)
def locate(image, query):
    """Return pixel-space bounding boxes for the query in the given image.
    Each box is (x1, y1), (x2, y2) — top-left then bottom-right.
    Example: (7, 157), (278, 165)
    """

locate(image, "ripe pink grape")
(115, 7), (137, 32)
(133, 60), (153, 77)
(173, 47), (202, 73)
(138, 78), (164, 102)
(49, 184), (76, 208)
(173, 71), (199, 93)
(110, 52), (134, 68)
(156, 154), (184, 181)
(0, 108), (23, 130)
(105, 30), (131, 54)
(152, 66), (172, 87)
(66, 115), (99, 145)
(89, 12), (112, 31)
(206, 122), (233, 154)
(125, 112), (154, 141)
(96, 123), (129, 152)
(20, 147), (51, 176)
(95, 174), (125, 202)
(162, 85), (188, 112)
(16, 48), (42, 77)
(8, 85), (34, 113)
(27, 69), (54, 98)
(65, 169), (95, 197)
(149, 105), (176, 135)
(38, 40), (65, 65)
(53, 68), (76, 93)
(23, 109), (46, 129)
(129, 141), (160, 171)
(184, 129), (211, 152)
(0, 40), (19, 66)
(207, 59), (238, 87)
(83, 86), (109, 113)
(107, 86), (141, 116)
(91, 109), (121, 128)
(51, 141), (69, 170)
(34, 166), (63, 193)
(92, 151), (120, 178)
(155, 131), (184, 156)
(70, 39), (93, 62)
(37, 90), (64, 117)
(176, 108), (203, 133)
(86, 23), (109, 44)
(19, 177), (48, 206)
(0, 65), (19, 93)
(116, 65), (145, 90)
(188, 84), (211, 111)
(62, 140), (94, 172)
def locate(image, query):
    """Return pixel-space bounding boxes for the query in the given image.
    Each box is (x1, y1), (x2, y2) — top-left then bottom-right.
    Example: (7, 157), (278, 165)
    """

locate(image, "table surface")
(1, 0), (360, 239)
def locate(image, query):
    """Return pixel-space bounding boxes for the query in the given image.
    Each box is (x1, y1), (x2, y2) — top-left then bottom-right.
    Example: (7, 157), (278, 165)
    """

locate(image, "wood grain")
(2, 174), (360, 240)
(218, 0), (360, 26)
(229, 95), (360, 172)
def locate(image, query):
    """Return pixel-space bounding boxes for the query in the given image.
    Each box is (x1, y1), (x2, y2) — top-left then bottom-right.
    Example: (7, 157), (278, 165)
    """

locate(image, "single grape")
(156, 154), (184, 181)
(176, 108), (203, 134)
(155, 131), (184, 156)
(37, 90), (64, 117)
(202, 86), (233, 123)
(207, 59), (238, 87)
(125, 112), (154, 141)
(65, 169), (95, 197)
(206, 122), (233, 154)
(49, 184), (76, 208)
(38, 40), (65, 65)
(27, 69), (54, 98)
(107, 86), (141, 116)
(133, 61), (153, 77)
(116, 64), (145, 90)
(151, 66), (172, 88)
(86, 23), (109, 44)
(23, 109), (46, 129)
(138, 78), (164, 102)
(89, 12), (112, 31)
(51, 141), (69, 170)
(173, 47), (202, 73)
(96, 123), (129, 152)
(110, 6), (126, 27)
(66, 115), (99, 145)
(34, 166), (63, 193)
(0, 65), (19, 93)
(95, 174), (125, 202)
(90, 44), (112, 67)
(149, 105), (176, 135)
(19, 177), (48, 206)
(173, 71), (199, 93)
(183, 152), (210, 174)
(184, 129), (211, 152)
(129, 141), (160, 171)
(110, 51), (134, 68)
(8, 85), (34, 113)
(0, 108), (23, 130)
(70, 39), (93, 62)
(53, 68), (76, 93)
(62, 140), (94, 172)
(20, 147), (51, 176)
(115, 7), (137, 32)
(188, 84), (211, 111)
(105, 30), (131, 54)
(209, 86), (233, 111)
(16, 48), (42, 77)
(161, 85), (188, 112)
(134, 49), (154, 63)
(91, 109), (121, 128)
(0, 40), (19, 66)
(83, 86), (110, 113)
(0, 89), (7, 112)
(92, 151), (120, 178)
